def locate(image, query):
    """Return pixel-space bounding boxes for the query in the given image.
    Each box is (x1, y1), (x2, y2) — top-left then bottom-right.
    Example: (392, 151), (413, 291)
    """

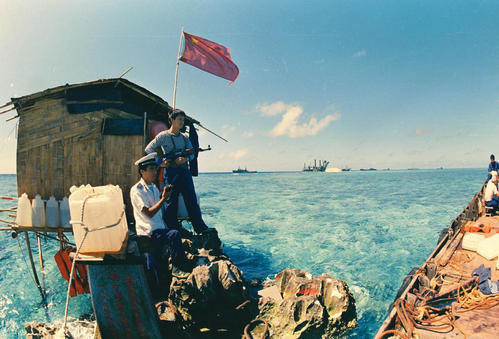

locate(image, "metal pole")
(172, 27), (184, 111)
(25, 232), (43, 294)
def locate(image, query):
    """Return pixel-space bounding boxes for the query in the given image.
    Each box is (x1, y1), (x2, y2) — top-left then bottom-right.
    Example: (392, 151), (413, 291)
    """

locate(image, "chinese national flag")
(180, 32), (239, 83)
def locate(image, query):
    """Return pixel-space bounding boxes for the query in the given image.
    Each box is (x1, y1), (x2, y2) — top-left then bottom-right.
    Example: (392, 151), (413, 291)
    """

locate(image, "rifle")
(161, 149), (196, 162)
(159, 145), (212, 168)
(160, 145), (212, 162)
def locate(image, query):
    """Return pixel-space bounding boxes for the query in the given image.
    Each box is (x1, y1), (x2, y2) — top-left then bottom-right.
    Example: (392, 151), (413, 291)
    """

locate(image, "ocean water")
(0, 169), (485, 338)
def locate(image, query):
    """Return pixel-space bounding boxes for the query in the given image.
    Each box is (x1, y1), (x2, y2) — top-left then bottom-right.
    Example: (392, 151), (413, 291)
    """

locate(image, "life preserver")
(54, 246), (90, 297)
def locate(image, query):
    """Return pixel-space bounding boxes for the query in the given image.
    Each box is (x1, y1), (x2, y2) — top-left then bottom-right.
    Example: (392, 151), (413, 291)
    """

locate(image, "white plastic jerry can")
(69, 184), (128, 254)
(16, 193), (32, 227)
(32, 194), (46, 227)
(45, 196), (60, 228)
(59, 197), (71, 229)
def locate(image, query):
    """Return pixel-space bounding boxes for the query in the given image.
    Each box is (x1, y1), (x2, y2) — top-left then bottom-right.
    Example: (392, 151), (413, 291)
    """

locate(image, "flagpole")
(172, 27), (184, 111)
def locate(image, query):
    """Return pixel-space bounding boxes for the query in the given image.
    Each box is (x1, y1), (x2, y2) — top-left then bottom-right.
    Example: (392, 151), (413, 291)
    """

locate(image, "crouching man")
(484, 171), (499, 211)
(130, 152), (191, 281)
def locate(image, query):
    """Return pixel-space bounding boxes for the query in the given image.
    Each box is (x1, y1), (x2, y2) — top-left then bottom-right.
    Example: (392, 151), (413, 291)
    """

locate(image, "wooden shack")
(9, 78), (189, 220)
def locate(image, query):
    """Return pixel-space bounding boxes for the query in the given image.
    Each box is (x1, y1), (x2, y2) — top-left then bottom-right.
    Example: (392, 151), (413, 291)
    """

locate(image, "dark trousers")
(485, 195), (499, 208)
(143, 228), (186, 296)
(150, 228), (187, 267)
(163, 166), (207, 233)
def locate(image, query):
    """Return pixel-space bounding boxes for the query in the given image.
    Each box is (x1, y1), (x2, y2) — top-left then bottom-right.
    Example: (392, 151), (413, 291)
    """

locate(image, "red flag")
(180, 32), (239, 83)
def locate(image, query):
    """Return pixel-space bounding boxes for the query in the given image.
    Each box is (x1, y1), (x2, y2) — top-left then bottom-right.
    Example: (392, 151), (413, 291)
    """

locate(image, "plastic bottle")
(59, 197), (71, 229)
(32, 194), (46, 227)
(16, 193), (32, 226)
(45, 196), (60, 228)
(69, 184), (128, 254)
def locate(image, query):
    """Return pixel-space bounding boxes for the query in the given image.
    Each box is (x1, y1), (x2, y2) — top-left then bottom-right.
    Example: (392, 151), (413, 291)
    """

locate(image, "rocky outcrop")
(25, 322), (66, 339)
(25, 230), (356, 339)
(25, 320), (96, 339)
(253, 268), (357, 338)
(181, 227), (223, 258)
(154, 227), (250, 334)
(166, 259), (249, 328)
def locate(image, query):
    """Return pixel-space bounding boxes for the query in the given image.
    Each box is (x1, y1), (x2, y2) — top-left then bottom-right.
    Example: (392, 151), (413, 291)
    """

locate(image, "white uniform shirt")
(484, 180), (498, 202)
(130, 178), (165, 236)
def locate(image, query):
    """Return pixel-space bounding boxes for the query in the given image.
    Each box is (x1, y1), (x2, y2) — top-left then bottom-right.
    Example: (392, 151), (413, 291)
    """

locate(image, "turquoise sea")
(0, 169), (485, 338)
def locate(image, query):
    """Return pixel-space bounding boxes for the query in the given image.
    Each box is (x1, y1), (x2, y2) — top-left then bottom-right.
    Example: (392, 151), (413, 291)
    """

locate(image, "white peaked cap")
(134, 152), (159, 166)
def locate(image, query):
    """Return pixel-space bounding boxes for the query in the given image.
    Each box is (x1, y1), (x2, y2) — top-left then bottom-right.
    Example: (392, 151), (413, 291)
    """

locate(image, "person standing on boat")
(130, 152), (191, 279)
(484, 171), (499, 210)
(487, 154), (499, 181)
(144, 110), (210, 234)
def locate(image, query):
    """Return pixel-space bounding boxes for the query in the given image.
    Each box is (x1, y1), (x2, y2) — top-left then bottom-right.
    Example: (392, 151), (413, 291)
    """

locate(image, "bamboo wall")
(16, 97), (144, 219)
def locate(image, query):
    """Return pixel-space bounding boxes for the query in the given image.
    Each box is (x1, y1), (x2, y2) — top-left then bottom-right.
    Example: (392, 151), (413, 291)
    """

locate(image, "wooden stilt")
(36, 232), (45, 280)
(58, 229), (64, 250)
(24, 232), (43, 294)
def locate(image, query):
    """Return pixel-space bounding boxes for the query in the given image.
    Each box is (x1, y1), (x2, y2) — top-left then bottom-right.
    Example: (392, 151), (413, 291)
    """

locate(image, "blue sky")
(1, 1), (498, 173)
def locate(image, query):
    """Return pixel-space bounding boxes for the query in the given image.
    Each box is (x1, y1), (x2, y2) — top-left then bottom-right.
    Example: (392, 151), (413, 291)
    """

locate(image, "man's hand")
(175, 156), (187, 166)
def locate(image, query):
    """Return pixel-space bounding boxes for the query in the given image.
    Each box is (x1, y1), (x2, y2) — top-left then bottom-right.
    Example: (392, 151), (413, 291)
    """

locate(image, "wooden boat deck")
(415, 215), (498, 338)
(376, 190), (499, 339)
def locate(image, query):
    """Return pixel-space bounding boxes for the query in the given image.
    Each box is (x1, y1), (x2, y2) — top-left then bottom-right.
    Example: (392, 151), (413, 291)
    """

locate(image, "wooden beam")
(0, 101), (12, 109)
(11, 225), (73, 233)
(36, 232), (45, 278)
(0, 106), (15, 115)
(65, 100), (123, 105)
(25, 232), (43, 295)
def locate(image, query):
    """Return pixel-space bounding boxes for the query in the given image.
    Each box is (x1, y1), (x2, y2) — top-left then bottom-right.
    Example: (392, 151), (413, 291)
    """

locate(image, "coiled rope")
(380, 281), (499, 338)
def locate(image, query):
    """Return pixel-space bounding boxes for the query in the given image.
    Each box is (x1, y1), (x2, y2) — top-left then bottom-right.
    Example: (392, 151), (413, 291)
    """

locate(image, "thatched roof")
(8, 78), (199, 124)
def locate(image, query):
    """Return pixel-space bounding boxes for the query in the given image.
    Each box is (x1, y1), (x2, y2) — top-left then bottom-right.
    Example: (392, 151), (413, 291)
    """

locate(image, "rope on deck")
(380, 280), (499, 339)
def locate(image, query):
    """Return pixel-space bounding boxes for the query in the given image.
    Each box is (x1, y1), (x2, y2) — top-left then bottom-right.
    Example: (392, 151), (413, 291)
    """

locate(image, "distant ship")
(341, 166), (351, 172)
(232, 167), (257, 174)
(360, 168), (377, 171)
(303, 160), (329, 172)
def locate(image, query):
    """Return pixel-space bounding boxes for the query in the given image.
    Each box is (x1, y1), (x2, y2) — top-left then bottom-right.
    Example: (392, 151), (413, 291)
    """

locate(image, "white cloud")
(221, 124), (236, 138)
(241, 131), (254, 138)
(415, 129), (430, 136)
(353, 50), (367, 58)
(256, 101), (288, 116)
(218, 148), (249, 160)
(262, 103), (340, 138)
